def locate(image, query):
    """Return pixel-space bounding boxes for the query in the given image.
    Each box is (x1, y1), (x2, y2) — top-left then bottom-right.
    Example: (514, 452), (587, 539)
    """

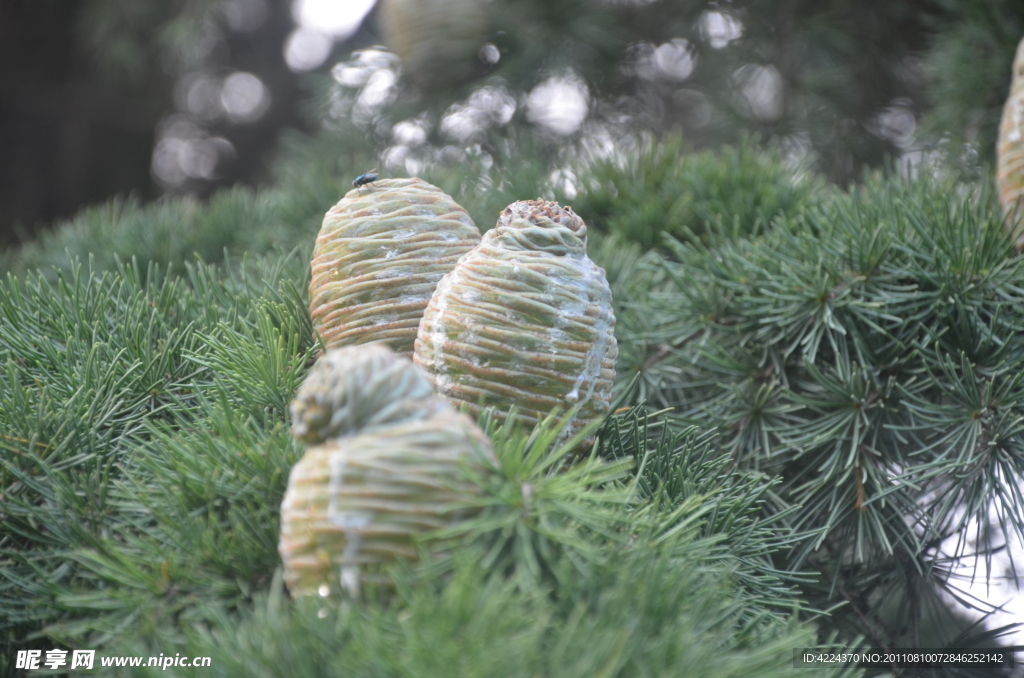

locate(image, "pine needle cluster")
(624, 171), (1024, 650)
(0, 244), (852, 676)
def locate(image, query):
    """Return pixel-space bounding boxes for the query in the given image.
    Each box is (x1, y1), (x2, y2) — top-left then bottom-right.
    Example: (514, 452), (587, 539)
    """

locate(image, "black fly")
(352, 169), (379, 190)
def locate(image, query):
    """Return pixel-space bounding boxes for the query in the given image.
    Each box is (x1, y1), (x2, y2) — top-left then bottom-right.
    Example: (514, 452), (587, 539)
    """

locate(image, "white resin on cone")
(309, 177), (480, 356)
(414, 200), (617, 449)
(279, 344), (495, 598)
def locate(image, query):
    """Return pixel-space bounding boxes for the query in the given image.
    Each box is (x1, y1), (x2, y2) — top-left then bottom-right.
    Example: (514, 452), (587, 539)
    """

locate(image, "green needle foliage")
(114, 544), (855, 678)
(571, 135), (829, 251)
(628, 170), (1024, 649)
(0, 251), (314, 667)
(922, 0), (1024, 167)
(431, 410), (636, 590)
(10, 0), (1024, 667)
(0, 239), (855, 676)
(3, 190), (270, 280)
(93, 407), (855, 678)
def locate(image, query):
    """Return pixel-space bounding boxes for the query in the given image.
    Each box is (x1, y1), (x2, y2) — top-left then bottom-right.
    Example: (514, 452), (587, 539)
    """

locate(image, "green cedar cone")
(414, 200), (618, 450)
(280, 344), (496, 598)
(309, 177), (480, 356)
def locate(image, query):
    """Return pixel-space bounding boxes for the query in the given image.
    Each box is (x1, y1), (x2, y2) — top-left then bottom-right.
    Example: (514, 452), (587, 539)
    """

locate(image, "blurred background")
(2, 0), (1023, 249)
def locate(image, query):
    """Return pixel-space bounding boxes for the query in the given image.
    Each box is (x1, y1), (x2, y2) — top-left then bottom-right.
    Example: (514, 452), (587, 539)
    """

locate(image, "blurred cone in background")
(997, 36), (1024, 248)
(380, 0), (489, 89)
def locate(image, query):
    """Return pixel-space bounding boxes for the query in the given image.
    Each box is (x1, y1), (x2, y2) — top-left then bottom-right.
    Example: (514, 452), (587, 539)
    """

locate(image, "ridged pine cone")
(279, 344), (495, 598)
(414, 200), (618, 449)
(997, 36), (1024, 249)
(309, 178), (480, 356)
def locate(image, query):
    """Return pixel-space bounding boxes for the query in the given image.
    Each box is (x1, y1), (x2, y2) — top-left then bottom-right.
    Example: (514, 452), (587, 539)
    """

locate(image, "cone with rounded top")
(414, 199), (618, 450)
(309, 177), (480, 356)
(380, 0), (488, 89)
(279, 344), (496, 598)
(997, 36), (1024, 249)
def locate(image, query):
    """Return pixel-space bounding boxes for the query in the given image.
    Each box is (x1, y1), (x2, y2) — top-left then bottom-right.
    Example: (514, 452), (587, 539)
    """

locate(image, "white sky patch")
(734, 63), (784, 121)
(479, 43), (500, 65)
(652, 39), (696, 82)
(292, 0), (375, 38)
(440, 105), (482, 142)
(871, 100), (917, 149)
(935, 505), (1024, 650)
(284, 28), (334, 72)
(382, 144), (410, 170)
(441, 86), (517, 142)
(355, 68), (398, 113)
(404, 156), (425, 177)
(550, 168), (578, 201)
(526, 75), (590, 136)
(624, 39), (696, 82)
(331, 48), (399, 87)
(700, 10), (743, 49)
(175, 73), (223, 121)
(284, 0), (377, 72)
(326, 48), (402, 124)
(172, 71), (270, 124)
(392, 119), (428, 147)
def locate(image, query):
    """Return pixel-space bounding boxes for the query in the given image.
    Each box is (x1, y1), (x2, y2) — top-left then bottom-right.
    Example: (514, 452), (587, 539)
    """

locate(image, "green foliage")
(0, 126), (378, 281)
(79, 0), (227, 86)
(430, 157), (554, 233)
(600, 412), (805, 608)
(59, 405), (848, 678)
(114, 543), (852, 678)
(4, 190), (271, 280)
(0, 125), (826, 285)
(433, 410), (635, 589)
(0, 237), (846, 676)
(570, 135), (829, 251)
(922, 0), (1024, 166)
(266, 130), (379, 240)
(0, 251), (313, 662)
(627, 171), (1024, 647)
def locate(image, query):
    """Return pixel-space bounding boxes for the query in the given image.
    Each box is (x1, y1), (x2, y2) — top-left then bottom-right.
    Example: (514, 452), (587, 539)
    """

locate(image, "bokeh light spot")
(734, 64), (783, 121)
(526, 75), (589, 136)
(652, 39), (696, 82)
(221, 71), (271, 122)
(700, 10), (743, 49)
(479, 43), (500, 65)
(292, 0), (375, 39)
(284, 28), (334, 72)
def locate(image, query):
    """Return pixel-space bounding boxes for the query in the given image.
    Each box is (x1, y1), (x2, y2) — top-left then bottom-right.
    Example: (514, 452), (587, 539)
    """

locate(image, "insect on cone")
(352, 169), (378, 189)
(309, 177), (481, 356)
